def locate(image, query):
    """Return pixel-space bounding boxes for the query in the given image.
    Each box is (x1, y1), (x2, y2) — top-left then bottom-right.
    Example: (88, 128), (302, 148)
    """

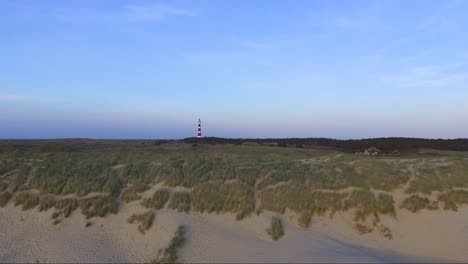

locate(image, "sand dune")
(1, 200), (465, 263)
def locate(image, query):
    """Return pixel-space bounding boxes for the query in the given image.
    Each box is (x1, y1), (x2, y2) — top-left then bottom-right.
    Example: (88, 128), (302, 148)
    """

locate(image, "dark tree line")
(183, 137), (468, 152)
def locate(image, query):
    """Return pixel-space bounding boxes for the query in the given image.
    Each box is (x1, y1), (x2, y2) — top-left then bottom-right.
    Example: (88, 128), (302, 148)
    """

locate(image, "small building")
(363, 146), (382, 156)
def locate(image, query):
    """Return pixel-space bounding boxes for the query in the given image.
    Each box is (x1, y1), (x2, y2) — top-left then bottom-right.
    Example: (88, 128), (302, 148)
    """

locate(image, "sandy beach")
(1, 199), (466, 263)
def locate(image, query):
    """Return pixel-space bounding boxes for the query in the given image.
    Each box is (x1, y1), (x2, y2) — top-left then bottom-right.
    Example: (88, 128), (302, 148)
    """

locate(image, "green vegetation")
(168, 192), (191, 213)
(152, 225), (187, 264)
(38, 195), (56, 211)
(142, 189), (170, 209)
(55, 198), (79, 217)
(2, 140), (468, 223)
(6, 165), (30, 192)
(298, 211), (311, 228)
(0, 191), (12, 207)
(355, 223), (373, 235)
(192, 181), (254, 220)
(80, 196), (118, 218)
(0, 181), (7, 192)
(51, 211), (61, 219)
(406, 161), (468, 194)
(120, 187), (142, 203)
(438, 190), (468, 211)
(344, 190), (396, 222)
(267, 216), (284, 240)
(127, 211), (154, 234)
(260, 184), (346, 216)
(400, 194), (437, 212)
(14, 192), (39, 210)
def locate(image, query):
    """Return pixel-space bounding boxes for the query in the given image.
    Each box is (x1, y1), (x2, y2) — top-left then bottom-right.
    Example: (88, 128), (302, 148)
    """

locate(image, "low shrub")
(0, 191), (12, 207)
(267, 216), (284, 240)
(14, 192), (39, 210)
(142, 189), (170, 210)
(168, 192), (191, 213)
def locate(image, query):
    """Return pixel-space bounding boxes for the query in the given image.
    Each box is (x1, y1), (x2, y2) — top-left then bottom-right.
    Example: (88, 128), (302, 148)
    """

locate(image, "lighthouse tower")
(197, 118), (202, 138)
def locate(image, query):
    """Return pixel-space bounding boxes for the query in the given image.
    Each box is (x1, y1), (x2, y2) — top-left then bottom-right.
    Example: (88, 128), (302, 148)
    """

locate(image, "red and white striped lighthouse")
(197, 118), (202, 138)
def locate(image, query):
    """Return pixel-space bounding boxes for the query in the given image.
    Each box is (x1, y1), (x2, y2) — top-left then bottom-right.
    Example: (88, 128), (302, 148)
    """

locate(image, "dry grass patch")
(142, 189), (170, 209)
(55, 198), (79, 217)
(38, 195), (56, 211)
(152, 225), (187, 263)
(168, 192), (191, 213)
(266, 216), (284, 240)
(14, 192), (39, 210)
(0, 191), (12, 207)
(80, 196), (118, 218)
(128, 211), (155, 234)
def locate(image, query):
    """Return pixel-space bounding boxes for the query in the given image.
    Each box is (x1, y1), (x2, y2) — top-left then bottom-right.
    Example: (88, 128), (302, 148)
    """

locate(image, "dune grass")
(406, 160), (468, 194)
(400, 194), (435, 212)
(38, 194), (56, 211)
(80, 195), (118, 218)
(0, 181), (7, 192)
(2, 141), (468, 223)
(168, 192), (191, 213)
(298, 211), (311, 228)
(192, 181), (255, 220)
(344, 190), (396, 222)
(438, 190), (468, 211)
(260, 184), (346, 216)
(120, 187), (142, 203)
(0, 191), (12, 207)
(55, 198), (79, 217)
(14, 192), (39, 210)
(6, 165), (30, 192)
(142, 189), (170, 210)
(128, 211), (154, 234)
(267, 216), (284, 240)
(152, 225), (187, 264)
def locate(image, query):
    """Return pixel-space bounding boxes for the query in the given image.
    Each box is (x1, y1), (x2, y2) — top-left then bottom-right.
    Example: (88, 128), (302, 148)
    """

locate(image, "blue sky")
(1, 0), (468, 139)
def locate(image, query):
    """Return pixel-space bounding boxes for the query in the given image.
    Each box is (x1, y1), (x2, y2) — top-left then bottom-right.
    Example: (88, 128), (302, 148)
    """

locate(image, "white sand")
(1, 198), (466, 263)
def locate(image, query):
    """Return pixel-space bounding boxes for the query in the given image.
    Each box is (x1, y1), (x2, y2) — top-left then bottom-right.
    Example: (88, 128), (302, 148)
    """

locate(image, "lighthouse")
(197, 118), (202, 138)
